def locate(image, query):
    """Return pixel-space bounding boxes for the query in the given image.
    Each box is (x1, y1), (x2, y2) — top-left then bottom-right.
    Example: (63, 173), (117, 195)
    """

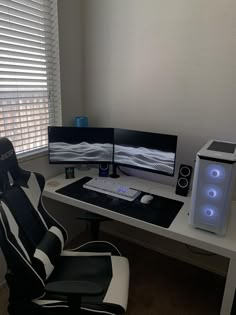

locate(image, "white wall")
(83, 0), (236, 185)
(58, 0), (84, 126)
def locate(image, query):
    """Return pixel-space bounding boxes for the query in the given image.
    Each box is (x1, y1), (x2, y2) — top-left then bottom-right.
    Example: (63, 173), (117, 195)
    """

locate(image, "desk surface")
(43, 168), (236, 259)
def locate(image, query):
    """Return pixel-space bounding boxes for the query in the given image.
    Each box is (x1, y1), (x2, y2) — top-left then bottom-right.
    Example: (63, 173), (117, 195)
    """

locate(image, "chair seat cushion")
(41, 246), (129, 314)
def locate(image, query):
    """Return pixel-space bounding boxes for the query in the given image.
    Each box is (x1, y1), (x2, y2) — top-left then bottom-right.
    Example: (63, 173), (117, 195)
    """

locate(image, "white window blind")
(0, 0), (61, 155)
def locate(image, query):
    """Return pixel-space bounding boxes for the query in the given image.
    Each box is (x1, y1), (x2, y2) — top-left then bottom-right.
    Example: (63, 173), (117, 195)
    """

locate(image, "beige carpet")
(0, 284), (8, 315)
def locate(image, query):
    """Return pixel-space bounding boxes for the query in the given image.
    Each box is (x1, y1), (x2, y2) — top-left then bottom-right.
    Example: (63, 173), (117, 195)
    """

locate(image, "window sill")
(18, 148), (48, 163)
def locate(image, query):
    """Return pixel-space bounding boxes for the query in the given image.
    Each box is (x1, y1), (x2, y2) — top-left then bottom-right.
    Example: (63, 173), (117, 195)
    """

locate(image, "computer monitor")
(48, 127), (114, 164)
(114, 129), (177, 176)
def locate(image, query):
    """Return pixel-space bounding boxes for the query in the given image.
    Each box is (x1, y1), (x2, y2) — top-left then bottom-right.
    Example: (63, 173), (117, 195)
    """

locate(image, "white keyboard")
(83, 177), (141, 201)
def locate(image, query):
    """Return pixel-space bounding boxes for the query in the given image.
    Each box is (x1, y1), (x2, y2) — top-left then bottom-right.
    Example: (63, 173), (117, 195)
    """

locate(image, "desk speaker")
(189, 139), (236, 235)
(175, 164), (193, 196)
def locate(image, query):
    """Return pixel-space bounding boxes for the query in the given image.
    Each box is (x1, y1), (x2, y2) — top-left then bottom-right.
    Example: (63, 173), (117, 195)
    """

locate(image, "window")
(0, 0), (61, 155)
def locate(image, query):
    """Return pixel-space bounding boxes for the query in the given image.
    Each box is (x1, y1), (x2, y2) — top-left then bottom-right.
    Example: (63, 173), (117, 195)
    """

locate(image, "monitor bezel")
(113, 128), (178, 177)
(48, 126), (114, 165)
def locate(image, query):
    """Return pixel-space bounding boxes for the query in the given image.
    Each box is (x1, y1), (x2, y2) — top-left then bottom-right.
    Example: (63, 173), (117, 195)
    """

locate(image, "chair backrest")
(0, 184), (47, 299)
(0, 137), (67, 299)
(0, 137), (67, 238)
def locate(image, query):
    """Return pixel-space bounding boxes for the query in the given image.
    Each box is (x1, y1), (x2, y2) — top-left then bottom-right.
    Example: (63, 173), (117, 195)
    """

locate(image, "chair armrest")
(45, 280), (104, 296)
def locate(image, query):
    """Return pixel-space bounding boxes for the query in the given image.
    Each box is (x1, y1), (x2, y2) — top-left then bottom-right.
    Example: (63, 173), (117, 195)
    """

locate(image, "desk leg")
(220, 258), (236, 315)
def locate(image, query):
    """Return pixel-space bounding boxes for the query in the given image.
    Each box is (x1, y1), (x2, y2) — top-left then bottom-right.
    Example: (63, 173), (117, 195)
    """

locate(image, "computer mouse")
(140, 194), (154, 204)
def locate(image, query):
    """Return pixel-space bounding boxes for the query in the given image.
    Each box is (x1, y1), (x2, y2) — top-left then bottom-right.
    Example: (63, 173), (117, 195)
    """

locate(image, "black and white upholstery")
(0, 137), (129, 315)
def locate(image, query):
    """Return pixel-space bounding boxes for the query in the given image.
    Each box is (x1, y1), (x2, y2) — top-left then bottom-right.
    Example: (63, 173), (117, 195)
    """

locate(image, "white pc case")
(189, 139), (236, 235)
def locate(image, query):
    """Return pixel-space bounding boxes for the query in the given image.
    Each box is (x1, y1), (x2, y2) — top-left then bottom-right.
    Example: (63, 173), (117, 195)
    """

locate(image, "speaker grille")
(175, 164), (193, 196)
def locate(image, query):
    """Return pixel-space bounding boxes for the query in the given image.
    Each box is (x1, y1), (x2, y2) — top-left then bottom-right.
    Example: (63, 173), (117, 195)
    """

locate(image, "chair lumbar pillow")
(33, 226), (65, 280)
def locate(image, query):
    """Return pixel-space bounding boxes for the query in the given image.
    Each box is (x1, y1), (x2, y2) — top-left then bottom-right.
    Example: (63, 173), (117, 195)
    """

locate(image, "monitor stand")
(110, 164), (120, 178)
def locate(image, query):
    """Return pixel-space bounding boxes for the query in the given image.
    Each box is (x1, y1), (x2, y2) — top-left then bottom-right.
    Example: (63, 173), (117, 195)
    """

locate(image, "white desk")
(43, 168), (236, 315)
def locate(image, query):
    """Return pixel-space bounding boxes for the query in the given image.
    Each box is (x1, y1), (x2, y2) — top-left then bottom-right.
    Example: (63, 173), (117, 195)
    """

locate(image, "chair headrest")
(0, 137), (19, 171)
(0, 138), (20, 192)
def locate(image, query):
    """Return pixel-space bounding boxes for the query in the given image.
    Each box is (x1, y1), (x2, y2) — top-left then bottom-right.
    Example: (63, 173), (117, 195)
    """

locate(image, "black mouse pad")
(56, 177), (184, 228)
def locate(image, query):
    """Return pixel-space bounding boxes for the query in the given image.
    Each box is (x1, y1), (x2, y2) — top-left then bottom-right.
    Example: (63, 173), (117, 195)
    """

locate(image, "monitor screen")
(114, 129), (177, 176)
(48, 127), (114, 164)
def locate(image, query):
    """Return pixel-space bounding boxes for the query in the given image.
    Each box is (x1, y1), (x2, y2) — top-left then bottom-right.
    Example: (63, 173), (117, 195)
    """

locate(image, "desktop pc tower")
(189, 139), (236, 235)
